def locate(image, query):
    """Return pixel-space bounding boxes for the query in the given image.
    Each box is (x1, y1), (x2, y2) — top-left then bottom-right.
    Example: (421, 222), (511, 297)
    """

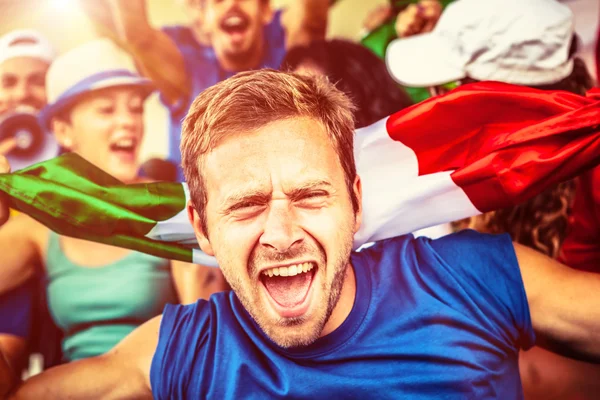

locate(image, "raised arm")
(171, 260), (229, 304)
(516, 243), (600, 362)
(281, 0), (330, 49)
(79, 0), (191, 105)
(2, 315), (162, 399)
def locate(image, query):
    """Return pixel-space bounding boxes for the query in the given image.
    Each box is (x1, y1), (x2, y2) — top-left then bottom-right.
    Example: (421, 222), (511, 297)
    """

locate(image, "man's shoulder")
(149, 292), (247, 398)
(356, 230), (513, 271)
(157, 292), (233, 339)
(151, 292), (236, 366)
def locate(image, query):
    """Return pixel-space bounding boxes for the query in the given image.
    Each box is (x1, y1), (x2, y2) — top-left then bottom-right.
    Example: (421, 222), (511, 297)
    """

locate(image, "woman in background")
(0, 39), (227, 370)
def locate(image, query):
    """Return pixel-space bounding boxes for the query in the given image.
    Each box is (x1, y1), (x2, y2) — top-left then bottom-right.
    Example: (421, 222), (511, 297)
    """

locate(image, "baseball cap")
(39, 39), (154, 129)
(386, 0), (575, 87)
(0, 29), (55, 65)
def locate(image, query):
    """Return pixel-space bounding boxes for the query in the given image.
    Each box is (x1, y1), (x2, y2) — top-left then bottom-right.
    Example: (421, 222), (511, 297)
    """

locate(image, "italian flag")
(1, 82), (599, 266)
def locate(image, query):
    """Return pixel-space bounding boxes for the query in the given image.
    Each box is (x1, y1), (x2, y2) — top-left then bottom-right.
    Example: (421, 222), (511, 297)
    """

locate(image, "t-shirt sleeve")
(150, 301), (210, 400)
(0, 280), (34, 338)
(425, 230), (535, 351)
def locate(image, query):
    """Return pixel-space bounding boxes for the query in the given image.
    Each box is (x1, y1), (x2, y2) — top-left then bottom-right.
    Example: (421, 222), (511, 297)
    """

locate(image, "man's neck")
(320, 262), (357, 338)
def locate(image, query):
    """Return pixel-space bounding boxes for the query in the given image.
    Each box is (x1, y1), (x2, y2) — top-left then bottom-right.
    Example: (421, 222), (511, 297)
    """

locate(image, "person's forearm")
(7, 356), (150, 400)
(82, 0), (190, 105)
(518, 243), (600, 363)
(284, 0), (329, 49)
(6, 317), (160, 399)
(535, 269), (600, 363)
(109, 0), (191, 105)
(301, 0), (329, 36)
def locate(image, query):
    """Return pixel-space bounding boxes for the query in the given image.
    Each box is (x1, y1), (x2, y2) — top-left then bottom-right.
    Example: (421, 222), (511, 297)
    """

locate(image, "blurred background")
(0, 1), (599, 398)
(0, 0), (391, 161)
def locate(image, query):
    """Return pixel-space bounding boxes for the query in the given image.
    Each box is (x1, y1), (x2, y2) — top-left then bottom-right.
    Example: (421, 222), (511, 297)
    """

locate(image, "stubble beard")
(229, 234), (354, 349)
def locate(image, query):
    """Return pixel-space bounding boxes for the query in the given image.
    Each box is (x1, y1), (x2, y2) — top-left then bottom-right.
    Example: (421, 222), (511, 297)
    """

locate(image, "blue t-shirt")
(150, 230), (535, 399)
(162, 11), (287, 181)
(0, 280), (34, 338)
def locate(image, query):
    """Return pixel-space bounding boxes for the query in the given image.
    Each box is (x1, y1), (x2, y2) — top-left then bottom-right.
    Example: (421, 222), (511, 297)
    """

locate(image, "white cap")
(386, 0), (575, 87)
(0, 29), (55, 65)
(40, 39), (153, 128)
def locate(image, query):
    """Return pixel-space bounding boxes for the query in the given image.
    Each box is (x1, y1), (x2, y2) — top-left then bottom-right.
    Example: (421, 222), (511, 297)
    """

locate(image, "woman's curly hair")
(453, 180), (577, 258)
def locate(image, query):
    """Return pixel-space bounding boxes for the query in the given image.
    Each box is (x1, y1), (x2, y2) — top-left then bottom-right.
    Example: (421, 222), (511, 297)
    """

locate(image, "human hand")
(395, 0), (443, 38)
(77, 0), (120, 39)
(363, 4), (393, 33)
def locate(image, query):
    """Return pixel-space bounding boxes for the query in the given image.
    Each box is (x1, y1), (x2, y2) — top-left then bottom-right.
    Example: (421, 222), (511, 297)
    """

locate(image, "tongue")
(263, 272), (312, 308)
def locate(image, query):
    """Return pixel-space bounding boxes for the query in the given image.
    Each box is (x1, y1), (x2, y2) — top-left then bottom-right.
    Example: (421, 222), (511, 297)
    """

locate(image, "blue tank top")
(46, 232), (177, 361)
(162, 10), (287, 181)
(151, 231), (535, 399)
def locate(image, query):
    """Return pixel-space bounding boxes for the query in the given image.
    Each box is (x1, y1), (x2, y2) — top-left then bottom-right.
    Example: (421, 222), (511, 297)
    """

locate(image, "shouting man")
(2, 70), (600, 399)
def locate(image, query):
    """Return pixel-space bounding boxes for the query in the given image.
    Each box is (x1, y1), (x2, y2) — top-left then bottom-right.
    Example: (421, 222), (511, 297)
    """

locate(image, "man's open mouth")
(220, 13), (250, 35)
(259, 262), (317, 318)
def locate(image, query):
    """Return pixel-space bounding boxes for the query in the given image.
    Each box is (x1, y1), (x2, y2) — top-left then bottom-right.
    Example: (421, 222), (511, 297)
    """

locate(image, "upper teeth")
(114, 138), (134, 147)
(262, 262), (314, 278)
(224, 16), (243, 27)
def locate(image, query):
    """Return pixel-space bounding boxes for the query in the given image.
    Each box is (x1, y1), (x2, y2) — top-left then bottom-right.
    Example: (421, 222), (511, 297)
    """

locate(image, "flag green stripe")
(13, 153), (187, 224)
(0, 153), (194, 263)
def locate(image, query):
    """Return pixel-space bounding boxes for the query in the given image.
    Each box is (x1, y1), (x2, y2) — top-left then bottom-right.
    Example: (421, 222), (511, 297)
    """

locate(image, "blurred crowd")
(0, 0), (598, 398)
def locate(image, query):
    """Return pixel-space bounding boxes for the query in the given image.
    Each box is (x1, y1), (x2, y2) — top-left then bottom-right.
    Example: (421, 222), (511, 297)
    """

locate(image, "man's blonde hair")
(181, 69), (357, 235)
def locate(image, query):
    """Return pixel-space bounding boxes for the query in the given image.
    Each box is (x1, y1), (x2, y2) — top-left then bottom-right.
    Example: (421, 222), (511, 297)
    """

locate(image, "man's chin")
(255, 286), (326, 348)
(222, 43), (257, 64)
(260, 318), (324, 349)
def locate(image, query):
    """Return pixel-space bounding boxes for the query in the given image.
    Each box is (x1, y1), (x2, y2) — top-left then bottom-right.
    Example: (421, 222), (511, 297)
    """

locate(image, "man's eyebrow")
(222, 190), (271, 213)
(221, 180), (334, 213)
(286, 180), (334, 200)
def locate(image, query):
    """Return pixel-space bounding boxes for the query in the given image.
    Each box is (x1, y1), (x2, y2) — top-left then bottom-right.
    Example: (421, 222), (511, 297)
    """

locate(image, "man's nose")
(259, 202), (303, 253)
(13, 81), (32, 104)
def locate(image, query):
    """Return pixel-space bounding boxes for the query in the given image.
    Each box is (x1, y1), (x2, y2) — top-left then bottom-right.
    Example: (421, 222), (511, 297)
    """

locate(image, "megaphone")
(0, 107), (59, 171)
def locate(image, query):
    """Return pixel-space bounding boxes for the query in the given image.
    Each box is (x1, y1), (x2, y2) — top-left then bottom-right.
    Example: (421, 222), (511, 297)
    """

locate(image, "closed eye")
(229, 201), (261, 211)
(302, 191), (327, 199)
(295, 191), (329, 207)
(225, 200), (268, 219)
(97, 106), (115, 115)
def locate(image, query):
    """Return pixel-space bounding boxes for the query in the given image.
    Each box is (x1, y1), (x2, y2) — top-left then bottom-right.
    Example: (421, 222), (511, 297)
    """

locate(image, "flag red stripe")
(385, 82), (600, 212)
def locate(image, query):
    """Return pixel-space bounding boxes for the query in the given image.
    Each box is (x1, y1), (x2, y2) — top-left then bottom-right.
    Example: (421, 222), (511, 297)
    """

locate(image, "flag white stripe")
(147, 184), (219, 267)
(146, 183), (196, 243)
(352, 117), (480, 247)
(192, 249), (219, 267)
(146, 117), (481, 266)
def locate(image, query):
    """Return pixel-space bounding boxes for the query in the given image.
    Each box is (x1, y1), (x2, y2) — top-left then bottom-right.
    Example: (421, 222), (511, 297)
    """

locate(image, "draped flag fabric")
(1, 82), (600, 267)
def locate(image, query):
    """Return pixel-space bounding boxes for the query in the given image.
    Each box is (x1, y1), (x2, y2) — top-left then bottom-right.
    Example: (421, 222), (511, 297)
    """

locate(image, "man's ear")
(261, 1), (274, 25)
(352, 175), (363, 234)
(187, 200), (214, 256)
